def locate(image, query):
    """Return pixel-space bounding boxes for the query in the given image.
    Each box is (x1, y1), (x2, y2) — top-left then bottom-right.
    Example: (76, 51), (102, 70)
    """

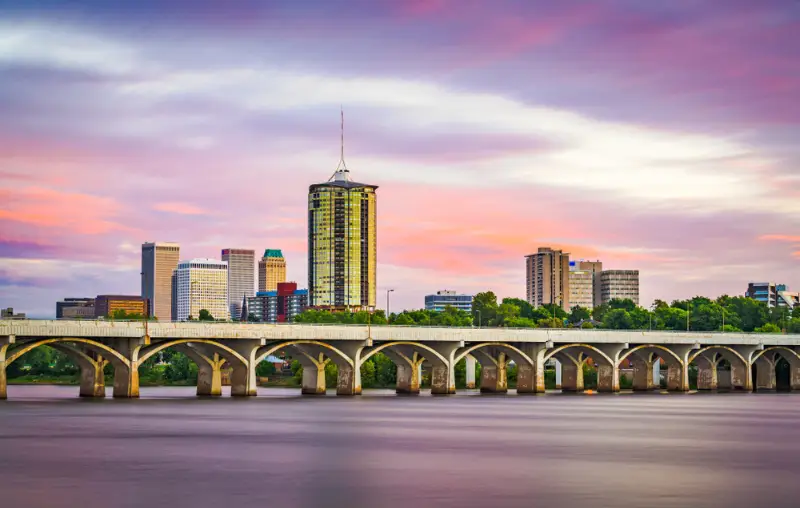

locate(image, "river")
(1, 386), (799, 507)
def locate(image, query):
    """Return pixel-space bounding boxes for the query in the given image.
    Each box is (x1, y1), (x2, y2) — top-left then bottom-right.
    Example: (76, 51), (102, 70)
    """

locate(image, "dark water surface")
(2, 386), (800, 508)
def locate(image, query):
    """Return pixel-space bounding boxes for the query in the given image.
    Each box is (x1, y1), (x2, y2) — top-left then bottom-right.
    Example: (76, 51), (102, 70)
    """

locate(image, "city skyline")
(1, 1), (798, 317)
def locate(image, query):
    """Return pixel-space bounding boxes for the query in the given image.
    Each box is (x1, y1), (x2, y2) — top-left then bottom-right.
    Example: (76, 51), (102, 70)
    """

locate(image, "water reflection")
(1, 386), (799, 508)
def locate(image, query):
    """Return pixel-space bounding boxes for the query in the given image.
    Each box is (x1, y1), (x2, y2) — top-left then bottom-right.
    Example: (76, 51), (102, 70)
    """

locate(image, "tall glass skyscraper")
(308, 167), (377, 310)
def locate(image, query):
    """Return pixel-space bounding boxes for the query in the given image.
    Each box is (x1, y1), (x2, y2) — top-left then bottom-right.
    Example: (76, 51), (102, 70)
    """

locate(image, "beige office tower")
(526, 247), (570, 311)
(175, 258), (229, 321)
(568, 260), (603, 309)
(258, 250), (286, 292)
(222, 248), (255, 321)
(141, 242), (180, 321)
(598, 270), (640, 306)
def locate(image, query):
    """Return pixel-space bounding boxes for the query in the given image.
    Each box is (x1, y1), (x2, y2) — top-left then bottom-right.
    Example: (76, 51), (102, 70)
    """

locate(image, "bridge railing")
(2, 317), (798, 335)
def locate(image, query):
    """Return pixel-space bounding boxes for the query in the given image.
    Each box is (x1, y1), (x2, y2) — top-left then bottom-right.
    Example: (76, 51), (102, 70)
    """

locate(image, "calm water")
(2, 386), (800, 508)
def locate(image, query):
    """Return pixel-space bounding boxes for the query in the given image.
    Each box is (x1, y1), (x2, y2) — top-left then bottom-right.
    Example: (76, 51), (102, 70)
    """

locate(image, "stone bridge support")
(595, 343), (627, 393)
(427, 342), (463, 395)
(228, 340), (264, 397)
(176, 344), (227, 397)
(294, 349), (329, 395)
(473, 349), (509, 394)
(694, 354), (718, 391)
(110, 338), (145, 399)
(557, 353), (583, 392)
(49, 344), (108, 398)
(465, 354), (476, 389)
(629, 352), (656, 391)
(753, 356), (776, 391)
(663, 344), (699, 392)
(390, 350), (424, 395)
(0, 335), (14, 400)
(328, 341), (367, 396)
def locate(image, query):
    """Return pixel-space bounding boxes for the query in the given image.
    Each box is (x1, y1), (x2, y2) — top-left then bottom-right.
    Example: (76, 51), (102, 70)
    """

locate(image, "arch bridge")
(2, 320), (798, 399)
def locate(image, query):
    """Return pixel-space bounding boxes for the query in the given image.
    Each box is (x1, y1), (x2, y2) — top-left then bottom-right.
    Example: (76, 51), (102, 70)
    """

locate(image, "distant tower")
(258, 249), (286, 292)
(308, 109), (377, 310)
(222, 248), (255, 321)
(141, 242), (180, 320)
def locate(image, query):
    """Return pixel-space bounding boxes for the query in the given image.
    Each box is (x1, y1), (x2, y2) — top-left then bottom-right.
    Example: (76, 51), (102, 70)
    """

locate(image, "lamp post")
(386, 289), (394, 320)
(687, 306), (690, 332)
(475, 310), (481, 328)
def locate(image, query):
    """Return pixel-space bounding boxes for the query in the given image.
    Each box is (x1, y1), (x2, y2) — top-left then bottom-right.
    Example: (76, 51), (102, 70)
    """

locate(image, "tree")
(536, 317), (563, 328)
(787, 318), (800, 334)
(755, 323), (781, 334)
(604, 309), (633, 329)
(256, 361), (277, 377)
(541, 303), (567, 320)
(505, 317), (537, 328)
(592, 303), (610, 323)
(502, 298), (536, 320)
(608, 298), (636, 312)
(198, 309), (214, 321)
(568, 306), (591, 325)
(392, 313), (416, 326)
(472, 291), (498, 327)
(495, 302), (520, 326)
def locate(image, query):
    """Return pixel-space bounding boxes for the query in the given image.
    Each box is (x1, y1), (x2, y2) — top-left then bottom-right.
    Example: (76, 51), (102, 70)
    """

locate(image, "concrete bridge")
(2, 320), (799, 399)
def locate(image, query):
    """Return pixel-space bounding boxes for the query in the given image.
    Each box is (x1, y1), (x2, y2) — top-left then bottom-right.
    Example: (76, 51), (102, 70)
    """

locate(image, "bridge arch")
(688, 345), (747, 367)
(138, 339), (247, 367)
(362, 341), (447, 367)
(256, 340), (354, 367)
(619, 344), (682, 367)
(751, 346), (800, 364)
(544, 343), (614, 366)
(453, 342), (534, 367)
(5, 338), (130, 368)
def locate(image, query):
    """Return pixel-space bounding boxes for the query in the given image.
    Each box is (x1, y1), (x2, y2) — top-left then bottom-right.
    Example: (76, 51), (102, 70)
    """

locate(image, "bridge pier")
(431, 365), (454, 394)
(196, 353), (225, 397)
(79, 355), (107, 398)
(631, 355), (655, 391)
(754, 356), (776, 391)
(666, 363), (687, 392)
(0, 359), (6, 400)
(301, 361), (327, 395)
(465, 355), (476, 389)
(554, 359), (562, 389)
(113, 364), (140, 398)
(396, 363), (421, 394)
(475, 351), (508, 394)
(560, 361), (584, 392)
(596, 364), (619, 392)
(335, 364), (360, 395)
(694, 355), (718, 391)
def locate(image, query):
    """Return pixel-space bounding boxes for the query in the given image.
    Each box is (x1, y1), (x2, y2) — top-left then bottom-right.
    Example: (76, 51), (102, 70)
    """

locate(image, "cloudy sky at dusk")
(1, 0), (798, 317)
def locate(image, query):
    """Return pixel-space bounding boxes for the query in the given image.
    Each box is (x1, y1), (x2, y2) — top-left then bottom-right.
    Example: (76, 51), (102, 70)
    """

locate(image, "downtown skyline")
(0, 0), (798, 317)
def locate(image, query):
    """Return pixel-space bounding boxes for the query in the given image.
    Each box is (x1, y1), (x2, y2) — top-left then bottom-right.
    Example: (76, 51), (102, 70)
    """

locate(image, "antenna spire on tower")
(329, 105), (350, 181)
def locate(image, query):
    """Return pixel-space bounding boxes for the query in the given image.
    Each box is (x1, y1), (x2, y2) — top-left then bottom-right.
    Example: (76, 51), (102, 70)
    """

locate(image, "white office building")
(175, 258), (229, 321)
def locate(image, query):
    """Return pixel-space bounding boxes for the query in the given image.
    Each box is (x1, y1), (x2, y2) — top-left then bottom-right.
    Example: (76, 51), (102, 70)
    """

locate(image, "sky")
(0, 0), (798, 317)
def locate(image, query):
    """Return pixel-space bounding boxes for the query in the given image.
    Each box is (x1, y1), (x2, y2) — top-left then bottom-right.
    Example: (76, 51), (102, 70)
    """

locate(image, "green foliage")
(164, 352), (198, 383)
(109, 309), (148, 321)
(580, 321), (595, 329)
(608, 298), (637, 312)
(256, 361), (277, 377)
(604, 309), (633, 329)
(198, 309), (214, 321)
(788, 319), (800, 334)
(293, 309), (388, 325)
(324, 362), (338, 387)
(755, 323), (781, 334)
(536, 317), (564, 328)
(568, 306), (591, 324)
(472, 291), (498, 326)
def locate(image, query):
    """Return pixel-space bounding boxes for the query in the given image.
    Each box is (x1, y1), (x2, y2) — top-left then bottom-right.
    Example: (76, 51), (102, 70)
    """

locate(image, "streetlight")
(475, 309), (482, 328)
(687, 306), (690, 332)
(386, 289), (394, 320)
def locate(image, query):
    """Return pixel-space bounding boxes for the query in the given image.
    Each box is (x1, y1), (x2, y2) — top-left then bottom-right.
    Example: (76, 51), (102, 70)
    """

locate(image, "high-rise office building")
(175, 258), (229, 321)
(222, 248), (255, 321)
(141, 242), (180, 321)
(746, 282), (800, 308)
(308, 114), (377, 311)
(569, 260), (603, 309)
(525, 247), (570, 311)
(598, 270), (640, 306)
(424, 290), (473, 312)
(258, 249), (286, 293)
(243, 282), (309, 323)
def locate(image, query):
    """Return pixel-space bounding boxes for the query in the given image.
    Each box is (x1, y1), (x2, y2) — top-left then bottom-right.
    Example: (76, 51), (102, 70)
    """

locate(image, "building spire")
(329, 106), (350, 182)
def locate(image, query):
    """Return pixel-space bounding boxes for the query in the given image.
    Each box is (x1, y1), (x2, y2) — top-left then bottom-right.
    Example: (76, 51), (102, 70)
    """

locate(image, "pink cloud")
(760, 235), (800, 243)
(153, 202), (207, 216)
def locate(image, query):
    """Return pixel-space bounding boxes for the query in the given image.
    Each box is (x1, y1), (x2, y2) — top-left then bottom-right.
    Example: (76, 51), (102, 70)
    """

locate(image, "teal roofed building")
(258, 249), (287, 292)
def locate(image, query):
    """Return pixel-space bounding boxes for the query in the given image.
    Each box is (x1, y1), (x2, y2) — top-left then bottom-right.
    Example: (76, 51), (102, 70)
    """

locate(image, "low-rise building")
(598, 270), (640, 306)
(243, 282), (308, 323)
(95, 295), (149, 318)
(56, 298), (95, 319)
(746, 282), (799, 308)
(1, 307), (26, 319)
(424, 290), (473, 312)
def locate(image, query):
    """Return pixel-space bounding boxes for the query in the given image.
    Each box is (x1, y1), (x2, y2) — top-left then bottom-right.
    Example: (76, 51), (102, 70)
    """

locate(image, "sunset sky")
(1, 0), (798, 317)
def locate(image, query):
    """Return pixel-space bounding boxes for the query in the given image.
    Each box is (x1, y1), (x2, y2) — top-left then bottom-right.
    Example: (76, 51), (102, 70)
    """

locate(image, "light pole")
(722, 307), (725, 332)
(386, 289), (394, 320)
(687, 306), (690, 332)
(475, 309), (482, 328)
